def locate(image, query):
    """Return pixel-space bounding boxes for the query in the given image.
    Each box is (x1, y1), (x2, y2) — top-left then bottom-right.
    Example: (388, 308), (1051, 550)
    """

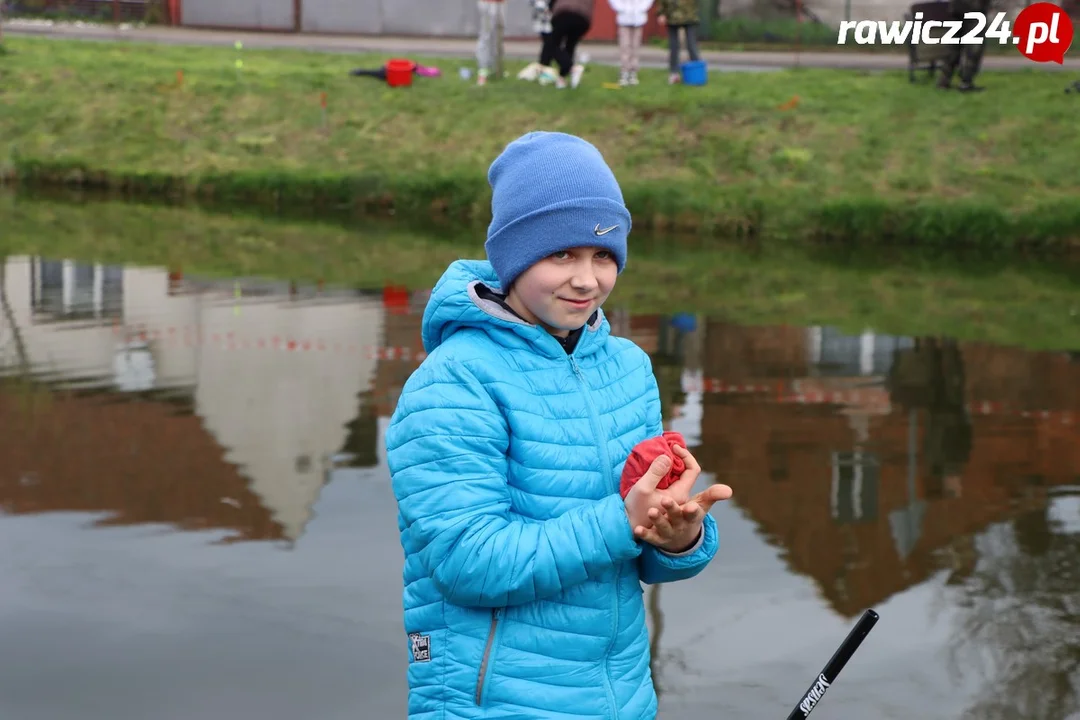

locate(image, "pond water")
(0, 252), (1078, 720)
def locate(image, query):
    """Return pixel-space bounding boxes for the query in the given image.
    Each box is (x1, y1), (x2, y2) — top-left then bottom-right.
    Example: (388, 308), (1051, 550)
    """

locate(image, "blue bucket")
(680, 60), (707, 86)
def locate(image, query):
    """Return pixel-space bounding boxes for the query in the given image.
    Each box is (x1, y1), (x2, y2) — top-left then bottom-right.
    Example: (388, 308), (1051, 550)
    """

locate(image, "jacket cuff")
(597, 493), (644, 562)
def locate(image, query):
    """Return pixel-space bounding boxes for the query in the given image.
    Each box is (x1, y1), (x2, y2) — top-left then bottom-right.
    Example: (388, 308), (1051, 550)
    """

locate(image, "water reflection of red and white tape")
(365, 346), (428, 361)
(111, 324), (428, 361)
(678, 378), (1075, 424)
(108, 326), (1074, 424)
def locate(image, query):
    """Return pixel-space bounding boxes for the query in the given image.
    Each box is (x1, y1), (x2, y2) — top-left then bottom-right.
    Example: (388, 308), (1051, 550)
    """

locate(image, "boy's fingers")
(680, 509), (704, 528)
(680, 501), (700, 520)
(692, 483), (734, 513)
(650, 507), (674, 537)
(633, 455), (671, 495)
(673, 444), (701, 473)
(664, 502), (688, 530)
(634, 525), (663, 545)
(668, 465), (700, 498)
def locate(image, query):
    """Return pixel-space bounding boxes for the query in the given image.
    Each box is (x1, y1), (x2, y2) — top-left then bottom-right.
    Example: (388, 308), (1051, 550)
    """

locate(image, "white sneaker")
(628, 71), (639, 86)
(538, 66), (558, 86)
(569, 63), (585, 88)
(618, 71), (630, 87)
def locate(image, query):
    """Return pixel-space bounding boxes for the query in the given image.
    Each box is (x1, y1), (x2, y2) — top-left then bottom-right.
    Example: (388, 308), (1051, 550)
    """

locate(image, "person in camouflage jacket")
(656, 0), (701, 83)
(937, 0), (990, 91)
(657, 0), (698, 25)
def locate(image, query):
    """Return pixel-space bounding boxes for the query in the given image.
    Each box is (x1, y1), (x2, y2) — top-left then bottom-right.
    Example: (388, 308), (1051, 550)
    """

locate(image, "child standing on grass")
(476, 0), (506, 86)
(387, 131), (731, 720)
(608, 0), (654, 86)
(656, 0), (701, 84)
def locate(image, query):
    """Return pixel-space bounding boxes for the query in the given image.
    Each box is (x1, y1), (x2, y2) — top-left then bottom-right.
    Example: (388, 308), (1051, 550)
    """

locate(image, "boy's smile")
(505, 246), (618, 338)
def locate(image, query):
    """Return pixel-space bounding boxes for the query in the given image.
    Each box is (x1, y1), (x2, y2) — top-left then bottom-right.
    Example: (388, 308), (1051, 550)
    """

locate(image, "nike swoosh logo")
(594, 224), (619, 236)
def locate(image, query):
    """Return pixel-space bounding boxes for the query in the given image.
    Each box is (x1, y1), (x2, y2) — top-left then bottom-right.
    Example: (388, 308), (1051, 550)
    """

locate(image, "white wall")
(183, 0), (295, 30)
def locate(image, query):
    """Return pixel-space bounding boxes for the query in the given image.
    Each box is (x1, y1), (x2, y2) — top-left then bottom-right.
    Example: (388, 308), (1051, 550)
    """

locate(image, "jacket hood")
(421, 259), (609, 360)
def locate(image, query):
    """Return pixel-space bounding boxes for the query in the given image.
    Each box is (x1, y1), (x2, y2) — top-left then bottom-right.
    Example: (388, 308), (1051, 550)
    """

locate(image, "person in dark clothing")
(937, 0), (990, 91)
(539, 0), (594, 87)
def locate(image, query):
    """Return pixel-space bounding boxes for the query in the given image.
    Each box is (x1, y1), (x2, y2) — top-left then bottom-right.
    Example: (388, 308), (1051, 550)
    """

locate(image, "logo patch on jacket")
(409, 632), (431, 662)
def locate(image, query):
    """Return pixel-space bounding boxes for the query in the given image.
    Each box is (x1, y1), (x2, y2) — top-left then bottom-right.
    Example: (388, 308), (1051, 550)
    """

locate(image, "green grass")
(0, 36), (1078, 251)
(3, 192), (1078, 350)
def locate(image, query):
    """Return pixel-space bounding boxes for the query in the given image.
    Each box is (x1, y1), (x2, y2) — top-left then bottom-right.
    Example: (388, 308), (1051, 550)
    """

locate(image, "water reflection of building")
(630, 315), (1080, 618)
(4, 258), (1078, 596)
(0, 256), (385, 542)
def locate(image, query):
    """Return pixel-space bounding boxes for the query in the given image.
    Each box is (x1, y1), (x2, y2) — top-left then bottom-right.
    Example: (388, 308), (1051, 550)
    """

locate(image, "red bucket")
(386, 58), (416, 88)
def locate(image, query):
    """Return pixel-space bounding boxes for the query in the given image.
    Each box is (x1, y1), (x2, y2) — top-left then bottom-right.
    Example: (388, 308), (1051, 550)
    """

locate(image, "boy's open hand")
(624, 445), (733, 552)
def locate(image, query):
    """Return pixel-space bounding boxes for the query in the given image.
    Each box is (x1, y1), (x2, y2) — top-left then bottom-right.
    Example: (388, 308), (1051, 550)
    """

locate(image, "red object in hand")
(619, 431), (687, 499)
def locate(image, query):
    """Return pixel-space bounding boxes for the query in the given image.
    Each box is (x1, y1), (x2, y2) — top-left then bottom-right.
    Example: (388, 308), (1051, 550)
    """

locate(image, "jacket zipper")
(569, 354), (620, 720)
(475, 608), (501, 705)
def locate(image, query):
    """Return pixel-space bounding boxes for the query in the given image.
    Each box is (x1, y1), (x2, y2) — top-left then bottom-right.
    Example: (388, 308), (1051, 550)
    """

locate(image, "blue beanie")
(485, 132), (632, 290)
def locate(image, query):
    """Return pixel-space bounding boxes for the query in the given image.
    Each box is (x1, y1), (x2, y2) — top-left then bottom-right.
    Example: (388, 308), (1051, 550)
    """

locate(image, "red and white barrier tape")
(111, 324), (427, 362)
(677, 378), (1075, 424)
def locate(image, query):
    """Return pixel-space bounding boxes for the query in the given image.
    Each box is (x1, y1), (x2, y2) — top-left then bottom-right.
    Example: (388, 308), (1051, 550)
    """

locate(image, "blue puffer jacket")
(386, 260), (720, 720)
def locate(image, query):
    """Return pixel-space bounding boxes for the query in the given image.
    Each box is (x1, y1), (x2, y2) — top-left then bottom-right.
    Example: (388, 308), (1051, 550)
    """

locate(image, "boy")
(386, 131), (732, 719)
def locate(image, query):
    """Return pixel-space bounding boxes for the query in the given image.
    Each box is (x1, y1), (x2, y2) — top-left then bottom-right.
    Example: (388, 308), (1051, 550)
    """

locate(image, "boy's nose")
(570, 271), (597, 291)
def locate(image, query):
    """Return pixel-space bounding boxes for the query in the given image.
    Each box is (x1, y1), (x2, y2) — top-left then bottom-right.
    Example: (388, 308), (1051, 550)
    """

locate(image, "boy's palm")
(623, 446), (733, 548)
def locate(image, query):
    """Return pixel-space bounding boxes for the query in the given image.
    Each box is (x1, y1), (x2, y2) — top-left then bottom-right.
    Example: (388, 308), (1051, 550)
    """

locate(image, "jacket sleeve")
(634, 353), (720, 584)
(607, 0), (629, 13)
(387, 359), (643, 609)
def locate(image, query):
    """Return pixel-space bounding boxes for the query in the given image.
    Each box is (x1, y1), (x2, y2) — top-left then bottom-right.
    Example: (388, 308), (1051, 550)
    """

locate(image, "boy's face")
(505, 246), (618, 338)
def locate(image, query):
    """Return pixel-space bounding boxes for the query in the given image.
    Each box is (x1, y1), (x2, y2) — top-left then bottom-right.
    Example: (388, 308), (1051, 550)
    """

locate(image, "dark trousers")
(940, 6), (987, 84)
(668, 23), (701, 74)
(539, 33), (553, 66)
(542, 12), (590, 77)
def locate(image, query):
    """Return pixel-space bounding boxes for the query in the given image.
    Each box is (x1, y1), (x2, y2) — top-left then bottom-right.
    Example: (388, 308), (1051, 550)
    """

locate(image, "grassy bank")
(3, 193), (1077, 349)
(1, 36), (1078, 251)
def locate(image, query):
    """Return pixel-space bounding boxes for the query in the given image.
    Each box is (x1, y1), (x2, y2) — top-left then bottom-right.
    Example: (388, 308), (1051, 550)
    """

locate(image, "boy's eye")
(595, 251), (612, 260)
(552, 251), (570, 259)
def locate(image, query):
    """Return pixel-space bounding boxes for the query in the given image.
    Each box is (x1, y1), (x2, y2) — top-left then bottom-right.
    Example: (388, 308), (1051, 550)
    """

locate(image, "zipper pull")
(570, 356), (583, 378)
